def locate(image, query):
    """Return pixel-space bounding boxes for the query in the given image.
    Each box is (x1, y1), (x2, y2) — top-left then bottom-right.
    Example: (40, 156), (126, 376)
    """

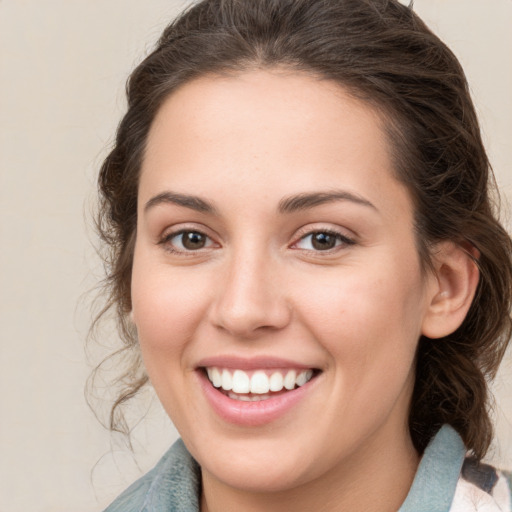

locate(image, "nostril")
(210, 298), (292, 337)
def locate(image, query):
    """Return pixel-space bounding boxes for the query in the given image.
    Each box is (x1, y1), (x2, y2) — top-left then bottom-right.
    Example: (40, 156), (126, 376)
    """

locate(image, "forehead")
(140, 69), (412, 222)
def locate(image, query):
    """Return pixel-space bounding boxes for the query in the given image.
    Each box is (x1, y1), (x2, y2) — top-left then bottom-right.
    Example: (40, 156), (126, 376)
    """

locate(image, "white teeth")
(250, 371), (270, 394)
(210, 367), (222, 388)
(284, 370), (296, 390)
(232, 369), (250, 393)
(221, 369), (233, 391)
(269, 372), (284, 392)
(296, 369), (313, 387)
(206, 367), (315, 396)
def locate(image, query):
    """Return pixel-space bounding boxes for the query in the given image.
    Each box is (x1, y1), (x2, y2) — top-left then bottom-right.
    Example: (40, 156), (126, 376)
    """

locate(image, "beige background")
(0, 0), (511, 510)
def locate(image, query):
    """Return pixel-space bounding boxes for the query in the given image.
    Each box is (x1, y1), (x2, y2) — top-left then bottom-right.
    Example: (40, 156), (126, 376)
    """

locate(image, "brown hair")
(93, 0), (512, 459)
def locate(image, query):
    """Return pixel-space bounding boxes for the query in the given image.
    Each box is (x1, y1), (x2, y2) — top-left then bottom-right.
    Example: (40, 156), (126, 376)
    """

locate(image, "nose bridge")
(211, 240), (290, 337)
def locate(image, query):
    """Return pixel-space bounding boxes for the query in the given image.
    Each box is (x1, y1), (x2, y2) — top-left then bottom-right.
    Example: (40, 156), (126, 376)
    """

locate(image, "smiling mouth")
(203, 367), (320, 401)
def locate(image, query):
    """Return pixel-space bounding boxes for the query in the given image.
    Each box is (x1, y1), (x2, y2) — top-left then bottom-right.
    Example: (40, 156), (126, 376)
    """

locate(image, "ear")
(421, 241), (480, 339)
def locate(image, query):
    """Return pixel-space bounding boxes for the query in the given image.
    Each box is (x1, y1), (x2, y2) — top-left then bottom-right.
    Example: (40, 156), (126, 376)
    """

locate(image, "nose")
(209, 250), (292, 339)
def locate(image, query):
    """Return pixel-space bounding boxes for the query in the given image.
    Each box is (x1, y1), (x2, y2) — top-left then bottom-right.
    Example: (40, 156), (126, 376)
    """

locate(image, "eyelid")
(158, 224), (220, 254)
(290, 225), (357, 252)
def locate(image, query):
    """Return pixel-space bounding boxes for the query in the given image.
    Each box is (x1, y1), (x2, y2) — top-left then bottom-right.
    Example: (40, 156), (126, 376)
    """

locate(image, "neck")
(200, 421), (420, 512)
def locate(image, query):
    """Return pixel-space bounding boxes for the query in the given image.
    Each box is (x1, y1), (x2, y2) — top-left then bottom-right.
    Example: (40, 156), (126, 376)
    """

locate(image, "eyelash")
(292, 229), (356, 253)
(158, 227), (356, 255)
(159, 229), (215, 254)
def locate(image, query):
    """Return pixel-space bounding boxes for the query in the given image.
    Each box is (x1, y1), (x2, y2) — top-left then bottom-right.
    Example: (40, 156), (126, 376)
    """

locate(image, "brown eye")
(164, 230), (214, 252)
(181, 231), (207, 250)
(311, 232), (337, 250)
(294, 230), (355, 252)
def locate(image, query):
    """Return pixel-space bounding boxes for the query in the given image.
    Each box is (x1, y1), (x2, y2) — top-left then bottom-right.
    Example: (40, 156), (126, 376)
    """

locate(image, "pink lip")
(196, 366), (319, 427)
(196, 355), (315, 371)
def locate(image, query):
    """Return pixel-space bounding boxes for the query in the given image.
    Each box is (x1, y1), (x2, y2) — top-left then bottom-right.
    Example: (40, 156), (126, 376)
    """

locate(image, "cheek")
(131, 258), (213, 362)
(130, 257), (216, 425)
(293, 256), (427, 374)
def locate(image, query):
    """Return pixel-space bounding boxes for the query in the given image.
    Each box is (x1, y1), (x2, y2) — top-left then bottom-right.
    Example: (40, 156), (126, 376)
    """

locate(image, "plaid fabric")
(450, 460), (512, 511)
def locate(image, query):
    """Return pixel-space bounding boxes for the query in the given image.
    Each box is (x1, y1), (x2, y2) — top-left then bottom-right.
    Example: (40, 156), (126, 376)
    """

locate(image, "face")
(132, 70), (437, 493)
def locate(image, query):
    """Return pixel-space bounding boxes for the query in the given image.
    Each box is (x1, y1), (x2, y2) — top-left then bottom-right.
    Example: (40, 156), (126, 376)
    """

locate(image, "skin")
(131, 69), (477, 512)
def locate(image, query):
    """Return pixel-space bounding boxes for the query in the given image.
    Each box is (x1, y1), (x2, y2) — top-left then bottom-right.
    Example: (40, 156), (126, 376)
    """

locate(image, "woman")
(95, 0), (512, 510)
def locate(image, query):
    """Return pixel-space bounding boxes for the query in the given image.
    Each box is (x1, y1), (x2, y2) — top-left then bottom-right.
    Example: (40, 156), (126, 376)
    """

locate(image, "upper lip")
(196, 355), (319, 371)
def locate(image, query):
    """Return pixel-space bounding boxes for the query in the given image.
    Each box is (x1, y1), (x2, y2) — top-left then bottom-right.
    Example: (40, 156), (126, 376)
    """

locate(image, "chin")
(184, 425), (341, 495)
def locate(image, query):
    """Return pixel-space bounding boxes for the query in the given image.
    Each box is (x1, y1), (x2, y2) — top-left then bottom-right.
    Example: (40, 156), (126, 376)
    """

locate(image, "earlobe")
(421, 241), (480, 339)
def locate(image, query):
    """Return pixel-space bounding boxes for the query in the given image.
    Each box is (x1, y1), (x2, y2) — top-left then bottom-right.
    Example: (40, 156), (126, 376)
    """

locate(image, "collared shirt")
(104, 425), (512, 512)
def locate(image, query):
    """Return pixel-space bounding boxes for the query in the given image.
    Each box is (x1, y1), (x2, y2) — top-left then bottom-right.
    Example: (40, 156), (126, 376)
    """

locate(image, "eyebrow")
(144, 189), (376, 215)
(278, 190), (377, 214)
(144, 191), (217, 214)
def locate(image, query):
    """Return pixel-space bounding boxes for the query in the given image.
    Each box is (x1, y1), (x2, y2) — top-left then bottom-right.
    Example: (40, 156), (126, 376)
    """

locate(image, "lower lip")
(197, 370), (316, 427)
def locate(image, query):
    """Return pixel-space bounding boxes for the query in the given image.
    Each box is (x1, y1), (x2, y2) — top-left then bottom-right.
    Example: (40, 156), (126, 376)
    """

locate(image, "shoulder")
(102, 439), (201, 512)
(399, 426), (511, 512)
(450, 458), (512, 512)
